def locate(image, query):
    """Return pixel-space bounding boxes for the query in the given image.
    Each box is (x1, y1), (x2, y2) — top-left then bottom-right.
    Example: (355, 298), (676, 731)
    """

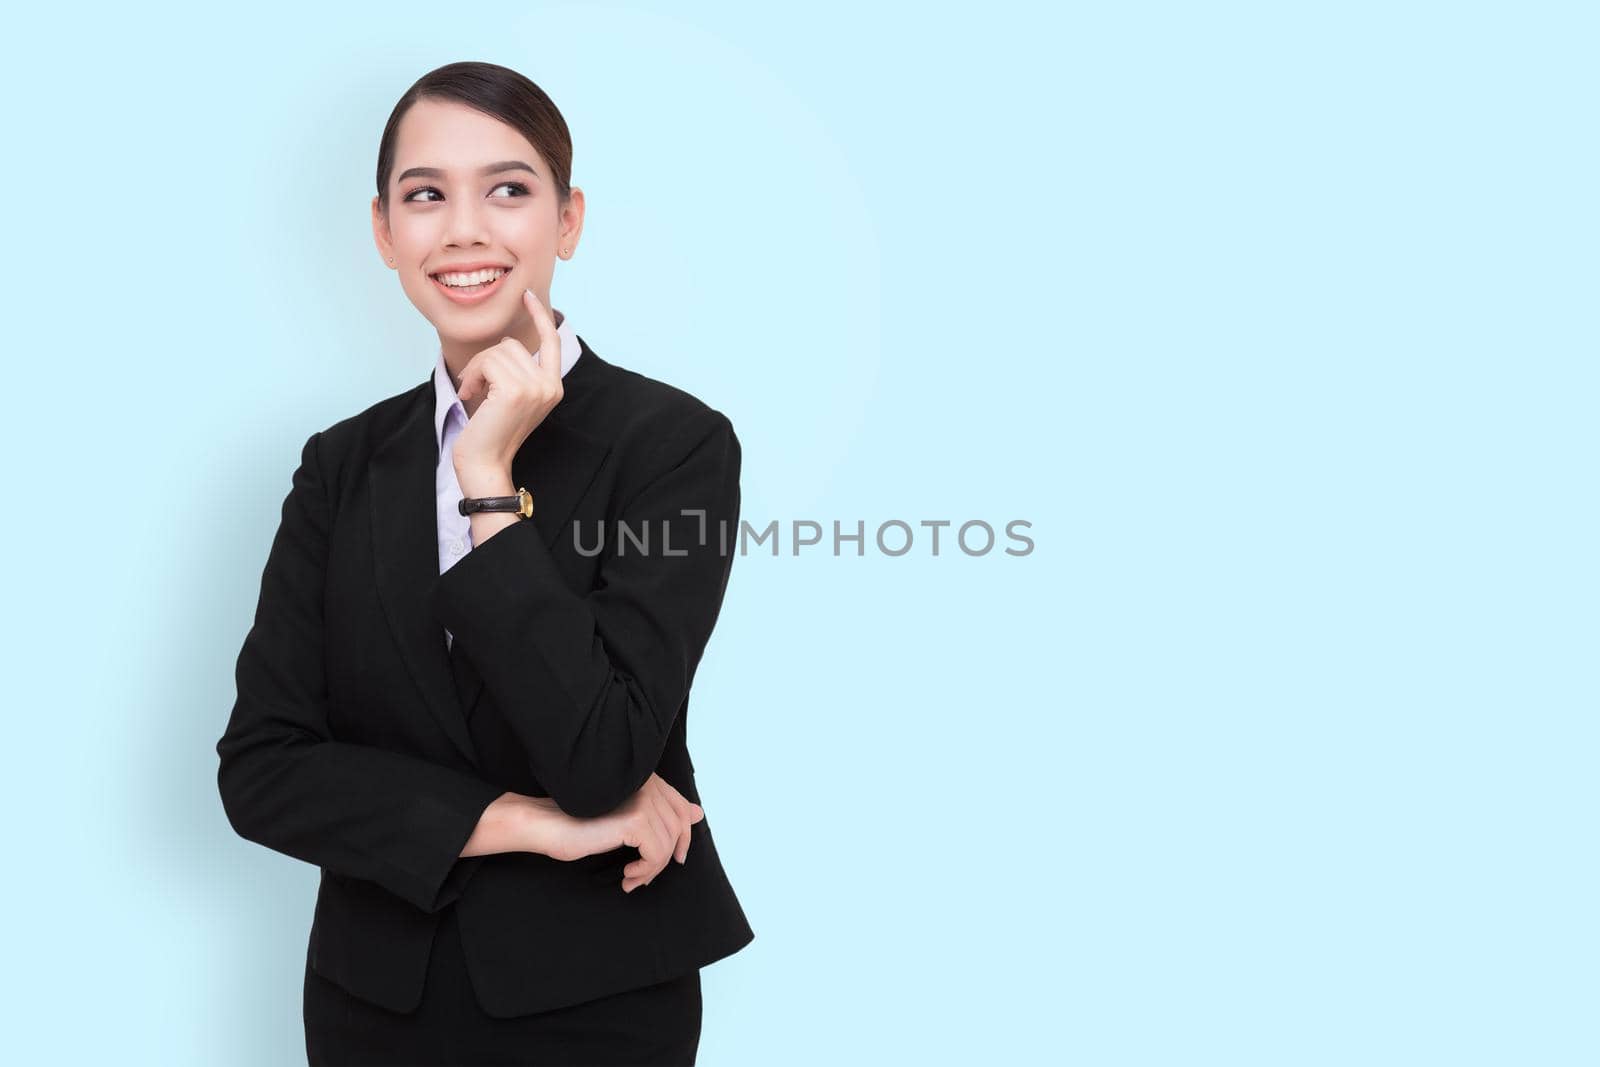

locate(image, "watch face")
(518, 487), (534, 519)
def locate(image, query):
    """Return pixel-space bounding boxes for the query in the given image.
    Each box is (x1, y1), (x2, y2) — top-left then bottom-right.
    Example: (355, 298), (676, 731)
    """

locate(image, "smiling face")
(371, 97), (584, 366)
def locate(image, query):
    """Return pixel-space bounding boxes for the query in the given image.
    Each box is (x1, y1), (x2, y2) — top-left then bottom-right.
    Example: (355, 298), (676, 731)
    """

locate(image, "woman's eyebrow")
(397, 160), (539, 182)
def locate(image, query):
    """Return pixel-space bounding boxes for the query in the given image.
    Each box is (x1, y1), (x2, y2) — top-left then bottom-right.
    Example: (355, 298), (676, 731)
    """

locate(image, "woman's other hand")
(527, 773), (705, 892)
(451, 288), (564, 491)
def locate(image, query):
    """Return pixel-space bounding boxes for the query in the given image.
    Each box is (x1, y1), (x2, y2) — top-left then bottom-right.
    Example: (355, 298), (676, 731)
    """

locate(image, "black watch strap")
(458, 486), (534, 519)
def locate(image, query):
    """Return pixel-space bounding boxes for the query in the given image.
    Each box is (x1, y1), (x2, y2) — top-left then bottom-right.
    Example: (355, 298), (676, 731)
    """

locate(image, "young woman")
(216, 61), (754, 1065)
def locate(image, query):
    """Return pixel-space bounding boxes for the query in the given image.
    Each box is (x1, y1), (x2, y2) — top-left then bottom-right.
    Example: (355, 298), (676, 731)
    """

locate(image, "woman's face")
(371, 97), (583, 352)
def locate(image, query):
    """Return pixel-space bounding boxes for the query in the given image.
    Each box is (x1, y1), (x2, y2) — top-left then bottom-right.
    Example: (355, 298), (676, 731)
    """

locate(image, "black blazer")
(216, 336), (754, 1017)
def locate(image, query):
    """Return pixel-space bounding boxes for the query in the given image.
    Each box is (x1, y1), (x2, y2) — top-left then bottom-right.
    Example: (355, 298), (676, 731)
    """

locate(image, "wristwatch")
(458, 486), (534, 520)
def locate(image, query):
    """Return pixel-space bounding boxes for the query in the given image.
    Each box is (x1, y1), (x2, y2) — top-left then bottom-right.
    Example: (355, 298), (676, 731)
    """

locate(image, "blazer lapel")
(370, 379), (478, 764)
(368, 363), (612, 765)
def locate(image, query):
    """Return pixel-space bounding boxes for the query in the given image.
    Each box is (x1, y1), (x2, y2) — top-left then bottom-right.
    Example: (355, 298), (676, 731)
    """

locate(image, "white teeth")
(435, 268), (507, 287)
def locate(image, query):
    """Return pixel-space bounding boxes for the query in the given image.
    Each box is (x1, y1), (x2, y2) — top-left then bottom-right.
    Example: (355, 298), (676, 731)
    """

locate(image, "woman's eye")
(401, 183), (527, 203)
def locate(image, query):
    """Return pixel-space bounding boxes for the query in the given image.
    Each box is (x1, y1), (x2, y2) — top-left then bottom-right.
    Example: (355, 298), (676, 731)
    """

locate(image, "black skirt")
(304, 904), (702, 1066)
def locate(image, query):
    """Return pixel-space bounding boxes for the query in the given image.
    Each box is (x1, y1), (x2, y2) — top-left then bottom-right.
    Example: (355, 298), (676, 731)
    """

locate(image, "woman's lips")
(429, 269), (510, 305)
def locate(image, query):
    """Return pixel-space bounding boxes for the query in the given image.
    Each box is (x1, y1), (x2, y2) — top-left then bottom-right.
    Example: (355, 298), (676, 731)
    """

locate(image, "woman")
(216, 61), (754, 1066)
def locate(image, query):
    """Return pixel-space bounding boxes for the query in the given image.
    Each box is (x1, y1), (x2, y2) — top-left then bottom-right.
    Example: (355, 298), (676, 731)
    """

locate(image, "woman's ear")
(558, 186), (586, 257)
(371, 196), (395, 268)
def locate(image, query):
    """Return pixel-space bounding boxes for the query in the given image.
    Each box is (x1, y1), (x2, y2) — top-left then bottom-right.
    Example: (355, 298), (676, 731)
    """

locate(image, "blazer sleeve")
(216, 430), (506, 914)
(429, 409), (741, 819)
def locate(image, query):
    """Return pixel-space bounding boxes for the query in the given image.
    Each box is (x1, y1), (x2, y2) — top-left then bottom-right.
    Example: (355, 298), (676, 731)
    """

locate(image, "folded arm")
(216, 430), (507, 913)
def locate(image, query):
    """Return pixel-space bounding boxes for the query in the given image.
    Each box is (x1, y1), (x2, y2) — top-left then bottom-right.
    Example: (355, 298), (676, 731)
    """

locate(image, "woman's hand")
(451, 288), (565, 494)
(533, 773), (706, 893)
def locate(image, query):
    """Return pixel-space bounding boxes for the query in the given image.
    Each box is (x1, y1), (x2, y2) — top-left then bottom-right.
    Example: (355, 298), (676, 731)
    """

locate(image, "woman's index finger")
(522, 288), (560, 377)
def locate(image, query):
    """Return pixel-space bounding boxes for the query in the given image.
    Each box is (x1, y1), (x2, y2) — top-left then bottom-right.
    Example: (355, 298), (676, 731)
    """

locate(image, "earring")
(561, 248), (569, 256)
(388, 258), (394, 264)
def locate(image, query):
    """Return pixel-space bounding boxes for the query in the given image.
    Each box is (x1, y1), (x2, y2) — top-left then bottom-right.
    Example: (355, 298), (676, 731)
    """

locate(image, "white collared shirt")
(433, 309), (582, 647)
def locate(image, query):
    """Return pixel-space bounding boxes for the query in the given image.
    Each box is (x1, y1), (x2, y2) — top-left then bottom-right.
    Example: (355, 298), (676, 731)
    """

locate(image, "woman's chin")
(434, 315), (516, 346)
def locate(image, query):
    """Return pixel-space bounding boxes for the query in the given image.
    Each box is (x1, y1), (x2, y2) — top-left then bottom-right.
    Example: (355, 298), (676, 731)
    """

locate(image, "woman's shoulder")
(569, 339), (736, 446)
(314, 377), (431, 452)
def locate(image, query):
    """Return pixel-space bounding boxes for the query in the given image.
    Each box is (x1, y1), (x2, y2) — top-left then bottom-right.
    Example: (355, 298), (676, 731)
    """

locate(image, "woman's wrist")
(461, 792), (564, 858)
(515, 795), (569, 858)
(454, 465), (522, 544)
(455, 463), (515, 499)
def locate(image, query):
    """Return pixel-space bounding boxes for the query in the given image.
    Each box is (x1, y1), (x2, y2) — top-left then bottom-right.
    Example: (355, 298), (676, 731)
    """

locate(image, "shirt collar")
(432, 307), (581, 454)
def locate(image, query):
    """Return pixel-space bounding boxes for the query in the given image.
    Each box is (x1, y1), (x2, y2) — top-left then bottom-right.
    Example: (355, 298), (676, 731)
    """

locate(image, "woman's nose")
(443, 199), (491, 247)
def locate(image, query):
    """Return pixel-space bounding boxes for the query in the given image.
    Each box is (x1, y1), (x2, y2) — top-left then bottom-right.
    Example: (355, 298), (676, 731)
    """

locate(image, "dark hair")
(375, 61), (573, 218)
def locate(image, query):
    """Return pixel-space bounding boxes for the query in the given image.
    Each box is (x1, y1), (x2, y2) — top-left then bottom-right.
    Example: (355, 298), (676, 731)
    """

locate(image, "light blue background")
(1, 1), (1593, 1063)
